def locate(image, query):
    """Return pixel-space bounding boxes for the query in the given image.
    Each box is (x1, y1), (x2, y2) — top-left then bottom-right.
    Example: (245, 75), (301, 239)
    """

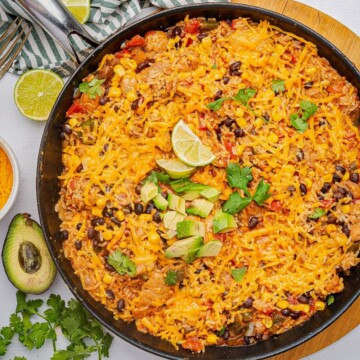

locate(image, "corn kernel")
(139, 83), (150, 91)
(201, 36), (212, 50)
(304, 178), (313, 189)
(290, 304), (310, 313)
(326, 224), (337, 233)
(92, 207), (103, 217)
(96, 197), (106, 209)
(323, 174), (333, 183)
(236, 117), (247, 128)
(315, 301), (326, 311)
(139, 214), (152, 222)
(262, 318), (273, 329)
(69, 118), (78, 127)
(268, 133), (279, 144)
(108, 87), (121, 98)
(236, 144), (246, 156)
(148, 231), (160, 244)
(194, 65), (206, 78)
(206, 334), (218, 344)
(103, 273), (113, 284)
(342, 204), (351, 214)
(126, 91), (137, 102)
(120, 241), (127, 248)
(306, 66), (317, 75)
(114, 64), (125, 77)
(116, 210), (125, 221)
(308, 170), (316, 177)
(103, 231), (113, 241)
(343, 172), (350, 181)
(277, 300), (289, 309)
(254, 117), (263, 129)
(272, 111), (283, 122)
(120, 57), (137, 70)
(234, 107), (245, 118)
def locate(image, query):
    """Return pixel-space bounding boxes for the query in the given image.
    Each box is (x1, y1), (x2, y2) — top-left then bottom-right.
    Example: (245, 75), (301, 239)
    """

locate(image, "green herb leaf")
(253, 179), (271, 205)
(232, 88), (256, 107)
(300, 100), (318, 121)
(207, 96), (229, 111)
(79, 78), (105, 99)
(51, 344), (96, 360)
(309, 208), (327, 219)
(44, 295), (65, 326)
(290, 113), (308, 133)
(218, 327), (226, 336)
(223, 192), (252, 214)
(13, 357), (27, 360)
(27, 322), (52, 349)
(108, 250), (136, 276)
(165, 269), (179, 286)
(327, 295), (335, 305)
(290, 100), (317, 133)
(212, 64), (217, 69)
(231, 267), (247, 282)
(226, 163), (252, 196)
(271, 79), (285, 94)
(145, 171), (170, 186)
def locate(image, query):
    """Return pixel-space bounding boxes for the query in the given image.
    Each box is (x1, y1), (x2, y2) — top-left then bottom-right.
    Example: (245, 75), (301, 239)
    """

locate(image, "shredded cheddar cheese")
(0, 146), (13, 210)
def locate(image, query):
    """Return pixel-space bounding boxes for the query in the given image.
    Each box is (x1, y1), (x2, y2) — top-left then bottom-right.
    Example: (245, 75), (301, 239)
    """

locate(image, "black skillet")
(37, 4), (360, 359)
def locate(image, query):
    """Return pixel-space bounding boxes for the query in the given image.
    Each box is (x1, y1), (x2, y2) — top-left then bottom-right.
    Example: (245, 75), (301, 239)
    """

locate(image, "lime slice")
(61, 0), (90, 24)
(171, 120), (216, 167)
(156, 158), (196, 179)
(14, 70), (64, 121)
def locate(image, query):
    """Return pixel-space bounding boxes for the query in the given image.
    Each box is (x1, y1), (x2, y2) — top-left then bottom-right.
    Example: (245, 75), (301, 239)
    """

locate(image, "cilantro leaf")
(218, 327), (226, 336)
(253, 179), (271, 205)
(300, 100), (318, 121)
(101, 333), (113, 358)
(51, 344), (96, 360)
(223, 192), (252, 214)
(27, 322), (52, 349)
(290, 100), (317, 133)
(309, 208), (327, 219)
(13, 357), (27, 360)
(271, 79), (285, 94)
(226, 163), (252, 196)
(108, 250), (136, 276)
(44, 295), (65, 326)
(290, 113), (308, 133)
(145, 171), (170, 186)
(232, 88), (256, 107)
(327, 295), (335, 305)
(231, 267), (247, 282)
(207, 96), (230, 111)
(79, 78), (105, 99)
(165, 269), (179, 286)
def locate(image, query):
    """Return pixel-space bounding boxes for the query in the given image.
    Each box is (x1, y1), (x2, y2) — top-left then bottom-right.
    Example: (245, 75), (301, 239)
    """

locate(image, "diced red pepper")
(270, 200), (282, 212)
(215, 233), (227, 241)
(185, 37), (193, 47)
(224, 140), (236, 159)
(66, 102), (86, 117)
(231, 20), (237, 30)
(125, 35), (145, 48)
(114, 49), (130, 58)
(320, 199), (336, 208)
(184, 19), (200, 34)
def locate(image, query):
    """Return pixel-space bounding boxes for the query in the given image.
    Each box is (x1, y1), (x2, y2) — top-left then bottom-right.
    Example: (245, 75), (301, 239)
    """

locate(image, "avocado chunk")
(170, 179), (208, 193)
(2, 214), (57, 294)
(197, 241), (223, 257)
(176, 220), (205, 239)
(153, 193), (168, 211)
(212, 211), (237, 234)
(181, 190), (202, 201)
(163, 211), (186, 230)
(200, 187), (221, 203)
(186, 199), (214, 218)
(168, 193), (186, 214)
(165, 236), (204, 263)
(141, 182), (158, 203)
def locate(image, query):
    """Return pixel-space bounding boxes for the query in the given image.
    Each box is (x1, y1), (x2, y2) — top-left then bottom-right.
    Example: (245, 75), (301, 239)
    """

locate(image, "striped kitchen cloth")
(0, 0), (229, 77)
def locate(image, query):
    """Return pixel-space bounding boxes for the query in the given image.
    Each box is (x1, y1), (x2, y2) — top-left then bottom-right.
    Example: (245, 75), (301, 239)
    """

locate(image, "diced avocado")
(212, 211), (237, 234)
(186, 199), (214, 218)
(168, 193), (186, 214)
(167, 229), (177, 239)
(176, 220), (205, 239)
(165, 236), (204, 263)
(197, 241), (222, 257)
(163, 211), (186, 230)
(153, 193), (168, 211)
(141, 182), (158, 203)
(170, 179), (208, 193)
(181, 189), (202, 201)
(200, 187), (221, 203)
(2, 214), (57, 294)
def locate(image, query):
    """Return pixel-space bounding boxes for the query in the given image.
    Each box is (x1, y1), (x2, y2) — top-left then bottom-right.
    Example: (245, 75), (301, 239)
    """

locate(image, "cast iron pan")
(37, 4), (360, 360)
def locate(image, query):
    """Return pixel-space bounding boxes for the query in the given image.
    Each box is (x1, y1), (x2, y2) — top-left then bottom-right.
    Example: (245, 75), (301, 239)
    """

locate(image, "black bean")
(111, 217), (122, 226)
(335, 165), (346, 175)
(223, 76), (230, 84)
(99, 97), (109, 105)
(135, 184), (142, 195)
(350, 173), (359, 184)
(175, 39), (183, 49)
(60, 132), (66, 140)
(319, 120), (327, 126)
(194, 269), (202, 274)
(91, 217), (105, 227)
(288, 185), (296, 193)
(320, 182), (331, 194)
(304, 81), (313, 89)
(131, 96), (144, 110)
(281, 308), (291, 317)
(92, 239), (101, 250)
(135, 61), (150, 73)
(341, 224), (350, 237)
(75, 240), (82, 250)
(214, 90), (223, 100)
(234, 128), (245, 138)
(134, 203), (144, 215)
(263, 113), (270, 122)
(229, 61), (241, 76)
(102, 207), (114, 218)
(76, 223), (82, 230)
(106, 289), (115, 299)
(117, 299), (125, 312)
(153, 211), (161, 223)
(76, 163), (83, 173)
(87, 227), (97, 239)
(145, 203), (154, 214)
(171, 26), (182, 38)
(300, 183), (307, 196)
(248, 216), (259, 229)
(243, 297), (254, 308)
(243, 336), (251, 345)
(104, 262), (115, 271)
(62, 124), (72, 134)
(296, 149), (304, 161)
(219, 117), (235, 127)
(61, 230), (69, 240)
(334, 187), (347, 200)
(123, 204), (133, 214)
(298, 295), (310, 304)
(332, 173), (342, 183)
(290, 311), (301, 320)
(223, 330), (230, 340)
(197, 33), (208, 41)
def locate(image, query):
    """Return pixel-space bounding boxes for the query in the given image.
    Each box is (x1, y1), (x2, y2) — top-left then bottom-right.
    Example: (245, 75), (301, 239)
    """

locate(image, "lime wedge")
(156, 158), (196, 179)
(171, 120), (216, 167)
(61, 0), (90, 24)
(14, 70), (64, 121)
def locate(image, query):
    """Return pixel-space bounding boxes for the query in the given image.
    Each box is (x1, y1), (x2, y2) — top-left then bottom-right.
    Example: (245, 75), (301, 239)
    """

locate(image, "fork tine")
(0, 18), (23, 47)
(0, 28), (25, 68)
(0, 17), (19, 42)
(0, 25), (31, 80)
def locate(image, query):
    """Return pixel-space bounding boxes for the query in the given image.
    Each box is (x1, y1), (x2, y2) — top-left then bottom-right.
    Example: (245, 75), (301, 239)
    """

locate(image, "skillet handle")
(14, 0), (99, 65)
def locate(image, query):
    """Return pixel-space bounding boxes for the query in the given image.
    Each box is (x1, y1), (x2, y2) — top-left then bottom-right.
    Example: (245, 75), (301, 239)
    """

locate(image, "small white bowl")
(0, 137), (20, 221)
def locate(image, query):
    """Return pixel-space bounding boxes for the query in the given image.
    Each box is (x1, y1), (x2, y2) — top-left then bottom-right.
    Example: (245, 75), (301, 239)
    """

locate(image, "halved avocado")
(2, 213), (57, 294)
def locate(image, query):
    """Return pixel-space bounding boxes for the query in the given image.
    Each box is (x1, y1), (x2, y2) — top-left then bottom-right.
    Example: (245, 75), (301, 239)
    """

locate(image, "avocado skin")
(2, 213), (57, 294)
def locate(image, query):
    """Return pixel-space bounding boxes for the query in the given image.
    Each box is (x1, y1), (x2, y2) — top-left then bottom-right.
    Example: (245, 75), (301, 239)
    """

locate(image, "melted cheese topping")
(0, 147), (13, 210)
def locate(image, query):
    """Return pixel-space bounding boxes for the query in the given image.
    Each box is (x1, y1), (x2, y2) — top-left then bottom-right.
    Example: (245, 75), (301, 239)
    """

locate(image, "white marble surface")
(0, 1), (358, 359)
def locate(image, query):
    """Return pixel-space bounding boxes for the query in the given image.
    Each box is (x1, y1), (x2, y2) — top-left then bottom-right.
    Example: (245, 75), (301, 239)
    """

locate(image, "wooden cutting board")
(230, 1), (360, 359)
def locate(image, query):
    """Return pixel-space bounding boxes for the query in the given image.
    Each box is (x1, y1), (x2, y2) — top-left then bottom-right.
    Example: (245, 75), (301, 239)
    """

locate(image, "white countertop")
(0, 1), (359, 359)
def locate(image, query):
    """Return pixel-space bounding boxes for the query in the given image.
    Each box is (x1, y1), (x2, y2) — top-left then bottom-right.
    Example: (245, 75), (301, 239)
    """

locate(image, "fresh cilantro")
(253, 179), (271, 205)
(145, 171), (170, 186)
(223, 192), (252, 214)
(108, 250), (136, 276)
(212, 64), (217, 69)
(271, 79), (285, 94)
(231, 267), (247, 282)
(232, 88), (256, 107)
(290, 100), (318, 133)
(309, 208), (327, 219)
(207, 97), (229, 111)
(78, 78), (105, 99)
(301, 100), (318, 121)
(226, 163), (252, 197)
(290, 113), (309, 133)
(165, 269), (179, 286)
(218, 327), (226, 336)
(13, 357), (27, 360)
(327, 295), (335, 305)
(0, 291), (113, 359)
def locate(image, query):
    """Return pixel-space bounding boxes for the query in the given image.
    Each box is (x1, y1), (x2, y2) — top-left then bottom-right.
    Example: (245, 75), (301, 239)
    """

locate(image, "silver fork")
(0, 17), (32, 79)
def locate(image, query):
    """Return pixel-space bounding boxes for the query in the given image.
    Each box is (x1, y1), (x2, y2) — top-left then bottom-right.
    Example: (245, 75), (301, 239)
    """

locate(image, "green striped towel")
(0, 0), (229, 77)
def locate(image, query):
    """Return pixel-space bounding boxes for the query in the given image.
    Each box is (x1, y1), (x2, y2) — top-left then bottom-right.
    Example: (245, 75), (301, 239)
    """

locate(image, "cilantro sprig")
(308, 208), (326, 219)
(207, 88), (256, 111)
(108, 250), (136, 276)
(271, 79), (285, 94)
(231, 267), (247, 282)
(0, 291), (113, 359)
(290, 100), (318, 133)
(79, 78), (105, 99)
